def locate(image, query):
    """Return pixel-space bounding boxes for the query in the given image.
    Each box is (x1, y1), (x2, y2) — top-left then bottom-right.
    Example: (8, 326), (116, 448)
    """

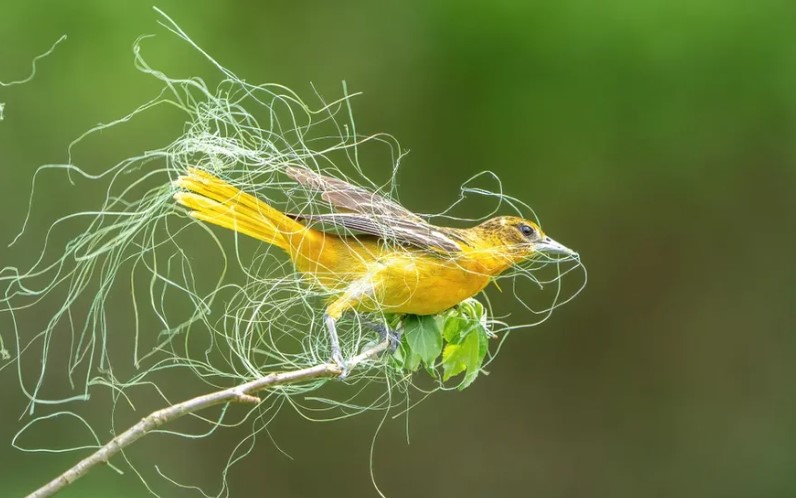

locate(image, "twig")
(25, 340), (390, 498)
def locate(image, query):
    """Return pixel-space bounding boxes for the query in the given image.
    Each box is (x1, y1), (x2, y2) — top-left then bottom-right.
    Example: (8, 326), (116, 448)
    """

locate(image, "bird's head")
(476, 216), (576, 263)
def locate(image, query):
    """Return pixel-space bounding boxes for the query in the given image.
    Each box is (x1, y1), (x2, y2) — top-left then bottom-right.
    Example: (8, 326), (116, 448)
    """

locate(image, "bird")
(173, 166), (575, 370)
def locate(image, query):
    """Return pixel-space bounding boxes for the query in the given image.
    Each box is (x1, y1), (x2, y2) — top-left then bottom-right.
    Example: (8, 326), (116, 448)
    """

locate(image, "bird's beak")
(534, 235), (577, 257)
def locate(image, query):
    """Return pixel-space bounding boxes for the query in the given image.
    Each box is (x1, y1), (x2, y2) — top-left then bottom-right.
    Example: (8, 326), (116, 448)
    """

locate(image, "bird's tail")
(173, 167), (308, 251)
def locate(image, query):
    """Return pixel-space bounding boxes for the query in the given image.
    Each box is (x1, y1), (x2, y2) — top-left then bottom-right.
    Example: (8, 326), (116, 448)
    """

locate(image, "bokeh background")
(2, 1), (795, 497)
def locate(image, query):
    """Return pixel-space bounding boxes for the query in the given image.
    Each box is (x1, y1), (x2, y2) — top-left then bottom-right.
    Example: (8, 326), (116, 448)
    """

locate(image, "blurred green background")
(2, 1), (795, 497)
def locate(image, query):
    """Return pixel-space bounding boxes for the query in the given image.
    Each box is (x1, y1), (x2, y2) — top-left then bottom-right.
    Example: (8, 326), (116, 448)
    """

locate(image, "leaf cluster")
(390, 299), (490, 390)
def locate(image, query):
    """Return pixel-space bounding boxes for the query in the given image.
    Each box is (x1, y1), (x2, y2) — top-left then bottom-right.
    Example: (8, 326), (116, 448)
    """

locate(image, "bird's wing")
(291, 213), (467, 252)
(286, 166), (424, 221)
(286, 166), (467, 252)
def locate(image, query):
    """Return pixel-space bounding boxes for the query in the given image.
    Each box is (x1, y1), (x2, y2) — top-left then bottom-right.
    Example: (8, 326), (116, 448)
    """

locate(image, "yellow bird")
(174, 167), (575, 368)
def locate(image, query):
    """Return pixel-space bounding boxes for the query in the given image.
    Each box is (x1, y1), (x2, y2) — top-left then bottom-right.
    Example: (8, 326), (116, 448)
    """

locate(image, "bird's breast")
(366, 253), (492, 315)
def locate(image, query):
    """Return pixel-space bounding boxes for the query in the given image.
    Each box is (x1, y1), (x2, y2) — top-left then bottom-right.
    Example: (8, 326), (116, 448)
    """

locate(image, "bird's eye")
(518, 223), (535, 237)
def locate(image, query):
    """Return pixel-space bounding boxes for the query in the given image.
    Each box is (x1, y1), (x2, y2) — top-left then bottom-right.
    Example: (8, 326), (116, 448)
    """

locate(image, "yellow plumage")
(174, 167), (573, 366)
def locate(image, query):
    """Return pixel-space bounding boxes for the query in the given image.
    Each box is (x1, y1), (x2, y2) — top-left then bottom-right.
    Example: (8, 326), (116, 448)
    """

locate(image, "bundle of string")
(0, 10), (586, 495)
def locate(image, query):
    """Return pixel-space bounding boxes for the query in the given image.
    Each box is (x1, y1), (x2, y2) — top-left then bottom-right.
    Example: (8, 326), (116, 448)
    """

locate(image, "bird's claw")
(331, 348), (349, 378)
(370, 322), (402, 353)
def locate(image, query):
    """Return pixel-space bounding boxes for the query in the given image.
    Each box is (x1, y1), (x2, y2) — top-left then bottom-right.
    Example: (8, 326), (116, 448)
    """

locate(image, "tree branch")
(25, 340), (390, 498)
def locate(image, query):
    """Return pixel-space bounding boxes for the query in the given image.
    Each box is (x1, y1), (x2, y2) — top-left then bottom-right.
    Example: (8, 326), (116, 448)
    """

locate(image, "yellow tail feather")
(173, 168), (307, 252)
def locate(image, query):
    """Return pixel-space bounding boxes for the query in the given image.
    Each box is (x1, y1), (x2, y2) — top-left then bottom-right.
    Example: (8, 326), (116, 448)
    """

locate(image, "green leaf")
(405, 348), (423, 372)
(403, 315), (443, 367)
(392, 338), (422, 372)
(477, 324), (489, 358)
(442, 328), (480, 381)
(458, 298), (485, 321)
(459, 324), (490, 390)
(443, 314), (469, 343)
(390, 339), (405, 363)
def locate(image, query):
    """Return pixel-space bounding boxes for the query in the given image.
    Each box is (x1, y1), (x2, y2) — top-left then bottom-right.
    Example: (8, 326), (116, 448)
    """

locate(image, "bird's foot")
(330, 346), (350, 378)
(324, 313), (349, 378)
(368, 322), (402, 353)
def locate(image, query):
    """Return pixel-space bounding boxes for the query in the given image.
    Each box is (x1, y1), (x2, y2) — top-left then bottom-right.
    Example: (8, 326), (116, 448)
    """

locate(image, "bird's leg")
(324, 278), (374, 378)
(323, 313), (346, 370)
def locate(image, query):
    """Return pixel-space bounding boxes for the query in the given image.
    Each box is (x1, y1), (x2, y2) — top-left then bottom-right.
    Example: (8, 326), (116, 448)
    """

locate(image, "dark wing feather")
(286, 166), (425, 222)
(286, 166), (468, 252)
(292, 213), (465, 252)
